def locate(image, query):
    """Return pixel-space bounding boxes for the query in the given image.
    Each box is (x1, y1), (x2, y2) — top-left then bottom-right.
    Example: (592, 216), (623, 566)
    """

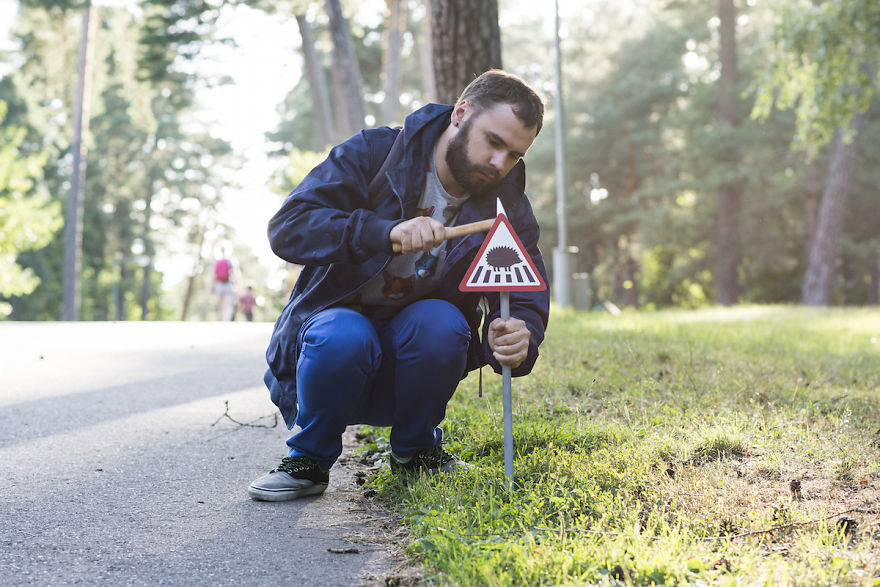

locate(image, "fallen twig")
(697, 507), (880, 541)
(527, 507), (880, 542)
(211, 400), (278, 428)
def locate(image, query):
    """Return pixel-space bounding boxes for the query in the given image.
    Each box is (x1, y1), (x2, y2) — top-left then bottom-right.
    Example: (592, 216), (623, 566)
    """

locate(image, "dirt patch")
(666, 457), (880, 545)
(334, 428), (423, 586)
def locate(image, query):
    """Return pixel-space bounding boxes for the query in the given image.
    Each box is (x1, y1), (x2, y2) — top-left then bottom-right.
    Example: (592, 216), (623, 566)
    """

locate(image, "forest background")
(1, 0), (878, 323)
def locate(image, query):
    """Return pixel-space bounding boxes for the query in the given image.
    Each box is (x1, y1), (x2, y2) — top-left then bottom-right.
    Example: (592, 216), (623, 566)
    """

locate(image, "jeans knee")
(393, 300), (470, 364)
(426, 320), (470, 360)
(299, 309), (380, 370)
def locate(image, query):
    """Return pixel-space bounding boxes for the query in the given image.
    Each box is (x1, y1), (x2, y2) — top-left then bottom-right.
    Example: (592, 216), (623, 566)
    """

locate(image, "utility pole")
(62, 3), (96, 321)
(552, 0), (571, 307)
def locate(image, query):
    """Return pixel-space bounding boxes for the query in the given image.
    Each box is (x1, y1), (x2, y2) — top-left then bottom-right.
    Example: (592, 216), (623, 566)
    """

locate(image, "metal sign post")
(459, 201), (547, 490)
(499, 291), (514, 488)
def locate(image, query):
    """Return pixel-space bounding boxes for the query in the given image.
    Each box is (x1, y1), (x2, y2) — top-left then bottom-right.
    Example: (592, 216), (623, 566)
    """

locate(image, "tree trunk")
(62, 4), (96, 321)
(180, 227), (206, 321)
(869, 249), (879, 306)
(611, 138), (641, 309)
(116, 261), (128, 321)
(715, 0), (741, 306)
(139, 176), (155, 321)
(139, 262), (151, 320)
(613, 255), (639, 309)
(430, 0), (502, 104)
(801, 115), (864, 306)
(803, 157), (821, 262)
(330, 57), (347, 139)
(379, 0), (406, 125)
(716, 185), (741, 305)
(325, 0), (365, 137)
(114, 204), (133, 321)
(296, 13), (336, 147)
(840, 254), (855, 305)
(417, 2), (437, 103)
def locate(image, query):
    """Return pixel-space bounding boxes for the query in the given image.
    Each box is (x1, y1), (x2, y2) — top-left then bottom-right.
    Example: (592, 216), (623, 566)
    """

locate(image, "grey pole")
(552, 0), (571, 307)
(62, 4), (94, 321)
(500, 291), (514, 490)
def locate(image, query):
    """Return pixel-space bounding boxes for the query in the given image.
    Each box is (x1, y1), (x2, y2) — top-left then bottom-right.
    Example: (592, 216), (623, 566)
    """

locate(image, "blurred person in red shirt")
(239, 285), (257, 322)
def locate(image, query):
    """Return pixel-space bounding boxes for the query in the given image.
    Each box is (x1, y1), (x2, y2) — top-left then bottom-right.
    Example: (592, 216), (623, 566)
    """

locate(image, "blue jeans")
(285, 299), (470, 470)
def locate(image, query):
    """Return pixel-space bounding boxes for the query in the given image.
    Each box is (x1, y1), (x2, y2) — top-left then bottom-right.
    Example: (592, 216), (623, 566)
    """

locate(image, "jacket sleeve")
(480, 195), (550, 377)
(268, 127), (400, 266)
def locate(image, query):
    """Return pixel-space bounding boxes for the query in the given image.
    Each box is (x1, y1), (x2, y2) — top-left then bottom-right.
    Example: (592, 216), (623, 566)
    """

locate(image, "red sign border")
(458, 214), (548, 292)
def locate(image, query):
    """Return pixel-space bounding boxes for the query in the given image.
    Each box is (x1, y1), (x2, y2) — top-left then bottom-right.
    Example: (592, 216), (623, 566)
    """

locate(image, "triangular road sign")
(459, 214), (547, 292)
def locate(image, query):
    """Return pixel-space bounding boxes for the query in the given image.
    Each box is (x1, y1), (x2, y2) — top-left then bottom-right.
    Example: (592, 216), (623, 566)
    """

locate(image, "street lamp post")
(62, 3), (96, 321)
(552, 0), (571, 307)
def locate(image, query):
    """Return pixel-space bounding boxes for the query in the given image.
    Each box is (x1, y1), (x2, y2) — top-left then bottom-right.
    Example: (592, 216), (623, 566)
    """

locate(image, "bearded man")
(249, 70), (550, 501)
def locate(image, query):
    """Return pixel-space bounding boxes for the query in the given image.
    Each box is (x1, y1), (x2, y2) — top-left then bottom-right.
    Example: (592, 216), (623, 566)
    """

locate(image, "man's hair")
(456, 69), (544, 135)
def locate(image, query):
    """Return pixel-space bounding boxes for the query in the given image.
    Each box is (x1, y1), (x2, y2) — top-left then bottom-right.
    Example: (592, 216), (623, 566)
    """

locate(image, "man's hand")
(488, 317), (531, 369)
(390, 217), (446, 254)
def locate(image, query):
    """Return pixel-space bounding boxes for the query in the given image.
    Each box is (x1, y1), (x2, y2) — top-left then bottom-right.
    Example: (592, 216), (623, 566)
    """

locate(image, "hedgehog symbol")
(485, 246), (521, 270)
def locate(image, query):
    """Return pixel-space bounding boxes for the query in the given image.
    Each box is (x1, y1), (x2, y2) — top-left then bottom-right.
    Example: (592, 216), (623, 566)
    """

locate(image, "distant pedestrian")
(213, 247), (236, 321)
(239, 286), (256, 322)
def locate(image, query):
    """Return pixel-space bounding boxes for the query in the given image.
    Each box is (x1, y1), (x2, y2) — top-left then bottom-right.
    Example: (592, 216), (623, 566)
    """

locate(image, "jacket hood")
(400, 103), (453, 150)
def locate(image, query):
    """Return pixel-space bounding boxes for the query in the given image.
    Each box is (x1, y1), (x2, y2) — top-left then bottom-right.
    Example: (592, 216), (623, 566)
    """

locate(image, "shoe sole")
(247, 482), (328, 502)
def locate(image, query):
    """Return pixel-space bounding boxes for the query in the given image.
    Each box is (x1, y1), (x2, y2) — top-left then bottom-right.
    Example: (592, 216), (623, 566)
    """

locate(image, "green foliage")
(499, 0), (880, 309)
(138, 0), (226, 86)
(0, 100), (61, 314)
(751, 0), (880, 155)
(266, 0), (431, 156)
(265, 80), (327, 154)
(274, 148), (329, 192)
(3, 0), (880, 319)
(2, 2), (238, 320)
(367, 306), (880, 584)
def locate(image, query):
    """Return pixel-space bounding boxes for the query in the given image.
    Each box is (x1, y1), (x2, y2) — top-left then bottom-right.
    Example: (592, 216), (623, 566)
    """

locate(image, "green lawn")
(365, 305), (880, 585)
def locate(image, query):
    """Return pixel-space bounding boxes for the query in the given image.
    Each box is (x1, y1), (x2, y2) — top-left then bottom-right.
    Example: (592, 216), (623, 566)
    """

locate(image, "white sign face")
(459, 214), (547, 292)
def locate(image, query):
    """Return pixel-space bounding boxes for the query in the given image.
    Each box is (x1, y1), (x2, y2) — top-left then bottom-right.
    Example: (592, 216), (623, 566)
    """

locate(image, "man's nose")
(489, 150), (506, 170)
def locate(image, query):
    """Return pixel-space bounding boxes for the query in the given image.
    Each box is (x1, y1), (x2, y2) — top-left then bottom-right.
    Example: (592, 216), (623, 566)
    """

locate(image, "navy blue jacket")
(265, 103), (550, 427)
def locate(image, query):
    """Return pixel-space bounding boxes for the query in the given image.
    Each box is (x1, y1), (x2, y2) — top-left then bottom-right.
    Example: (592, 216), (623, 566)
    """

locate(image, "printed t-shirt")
(343, 148), (469, 319)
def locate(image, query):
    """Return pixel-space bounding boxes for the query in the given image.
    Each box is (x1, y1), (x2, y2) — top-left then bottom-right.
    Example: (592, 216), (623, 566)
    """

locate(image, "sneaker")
(390, 443), (472, 475)
(248, 456), (329, 502)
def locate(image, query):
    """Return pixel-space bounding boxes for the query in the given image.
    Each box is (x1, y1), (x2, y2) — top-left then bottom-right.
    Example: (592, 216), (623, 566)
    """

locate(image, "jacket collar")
(384, 104), (453, 215)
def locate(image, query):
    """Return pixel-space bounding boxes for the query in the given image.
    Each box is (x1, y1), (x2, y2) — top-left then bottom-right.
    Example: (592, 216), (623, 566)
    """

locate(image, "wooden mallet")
(391, 218), (495, 253)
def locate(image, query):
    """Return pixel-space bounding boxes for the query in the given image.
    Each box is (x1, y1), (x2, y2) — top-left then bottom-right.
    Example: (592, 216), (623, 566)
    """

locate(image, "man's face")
(445, 102), (538, 197)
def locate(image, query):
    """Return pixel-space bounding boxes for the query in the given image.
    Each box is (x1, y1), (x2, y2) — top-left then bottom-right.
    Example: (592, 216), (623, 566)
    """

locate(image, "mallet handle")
(391, 218), (495, 253)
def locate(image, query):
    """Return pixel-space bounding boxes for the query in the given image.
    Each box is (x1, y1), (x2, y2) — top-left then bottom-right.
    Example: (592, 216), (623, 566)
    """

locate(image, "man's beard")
(445, 119), (504, 197)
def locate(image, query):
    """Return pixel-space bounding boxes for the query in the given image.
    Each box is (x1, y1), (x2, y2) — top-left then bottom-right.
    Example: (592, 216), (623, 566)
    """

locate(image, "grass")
(363, 305), (880, 585)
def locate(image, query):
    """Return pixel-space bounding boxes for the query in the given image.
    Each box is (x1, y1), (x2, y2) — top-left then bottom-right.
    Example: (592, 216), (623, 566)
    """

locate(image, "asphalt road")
(0, 322), (407, 586)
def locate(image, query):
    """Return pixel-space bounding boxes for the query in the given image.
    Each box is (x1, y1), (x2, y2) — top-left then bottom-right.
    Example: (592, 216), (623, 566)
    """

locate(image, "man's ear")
(451, 100), (470, 127)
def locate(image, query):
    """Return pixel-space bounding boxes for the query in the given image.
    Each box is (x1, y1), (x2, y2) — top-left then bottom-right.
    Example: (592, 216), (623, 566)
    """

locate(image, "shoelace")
(273, 456), (314, 474)
(417, 443), (454, 467)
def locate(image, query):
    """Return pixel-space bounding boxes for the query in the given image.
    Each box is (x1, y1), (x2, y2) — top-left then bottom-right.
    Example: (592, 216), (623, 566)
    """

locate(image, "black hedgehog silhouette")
(485, 246), (521, 269)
